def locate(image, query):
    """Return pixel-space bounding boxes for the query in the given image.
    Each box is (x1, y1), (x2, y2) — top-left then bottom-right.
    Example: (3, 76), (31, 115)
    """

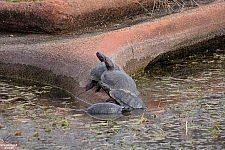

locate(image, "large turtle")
(96, 52), (140, 95)
(99, 81), (147, 109)
(86, 52), (120, 91)
(85, 102), (130, 114)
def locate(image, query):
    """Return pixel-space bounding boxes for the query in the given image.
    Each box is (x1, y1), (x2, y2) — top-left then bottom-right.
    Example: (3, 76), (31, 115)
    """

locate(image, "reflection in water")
(132, 47), (225, 110)
(0, 43), (225, 149)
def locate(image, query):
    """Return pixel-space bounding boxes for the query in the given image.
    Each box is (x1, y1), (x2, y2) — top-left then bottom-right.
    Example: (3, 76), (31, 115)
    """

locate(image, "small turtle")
(86, 52), (120, 91)
(85, 102), (129, 114)
(96, 52), (140, 95)
(99, 81), (147, 109)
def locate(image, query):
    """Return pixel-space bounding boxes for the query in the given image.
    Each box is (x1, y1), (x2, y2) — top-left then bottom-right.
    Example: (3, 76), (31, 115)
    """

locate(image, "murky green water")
(1, 40), (225, 149)
(133, 46), (225, 110)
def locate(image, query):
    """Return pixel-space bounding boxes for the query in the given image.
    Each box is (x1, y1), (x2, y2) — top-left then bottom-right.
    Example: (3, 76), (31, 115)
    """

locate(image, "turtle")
(86, 52), (120, 91)
(85, 102), (130, 114)
(96, 52), (140, 95)
(99, 81), (147, 109)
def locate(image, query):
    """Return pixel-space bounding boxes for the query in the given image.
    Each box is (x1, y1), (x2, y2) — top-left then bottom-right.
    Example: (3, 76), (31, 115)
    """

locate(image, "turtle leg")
(95, 82), (101, 92)
(97, 81), (111, 93)
(121, 107), (133, 113)
(86, 81), (96, 91)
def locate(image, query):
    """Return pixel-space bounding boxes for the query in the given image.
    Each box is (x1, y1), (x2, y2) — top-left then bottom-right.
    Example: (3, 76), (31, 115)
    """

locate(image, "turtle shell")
(90, 62), (120, 81)
(90, 62), (107, 81)
(85, 102), (124, 114)
(101, 70), (140, 95)
(109, 89), (146, 109)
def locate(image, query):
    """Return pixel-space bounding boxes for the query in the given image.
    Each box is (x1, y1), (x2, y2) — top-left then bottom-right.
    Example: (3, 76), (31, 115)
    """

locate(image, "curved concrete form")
(0, 0), (225, 104)
(0, 0), (153, 33)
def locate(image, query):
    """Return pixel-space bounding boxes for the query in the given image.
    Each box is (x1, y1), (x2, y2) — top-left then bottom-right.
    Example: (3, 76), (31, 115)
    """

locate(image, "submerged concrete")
(0, 0), (225, 105)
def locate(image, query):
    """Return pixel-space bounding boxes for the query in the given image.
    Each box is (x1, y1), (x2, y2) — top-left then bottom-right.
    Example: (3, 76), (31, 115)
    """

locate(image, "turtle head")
(96, 52), (106, 62)
(98, 81), (110, 91)
(96, 52), (115, 70)
(105, 57), (115, 71)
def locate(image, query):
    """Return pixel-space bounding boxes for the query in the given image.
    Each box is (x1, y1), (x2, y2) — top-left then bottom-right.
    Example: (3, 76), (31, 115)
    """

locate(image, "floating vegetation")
(0, 40), (225, 149)
(1, 89), (224, 149)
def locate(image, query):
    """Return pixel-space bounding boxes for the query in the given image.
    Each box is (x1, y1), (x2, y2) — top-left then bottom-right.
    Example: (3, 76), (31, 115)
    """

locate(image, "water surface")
(0, 43), (225, 149)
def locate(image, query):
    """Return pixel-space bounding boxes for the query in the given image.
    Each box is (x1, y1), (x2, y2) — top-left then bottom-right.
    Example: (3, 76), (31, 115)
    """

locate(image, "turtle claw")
(95, 87), (101, 92)
(95, 82), (101, 92)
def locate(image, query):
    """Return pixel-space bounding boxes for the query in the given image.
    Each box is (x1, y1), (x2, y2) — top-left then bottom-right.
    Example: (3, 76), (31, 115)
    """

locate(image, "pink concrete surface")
(0, 0), (153, 33)
(0, 0), (225, 106)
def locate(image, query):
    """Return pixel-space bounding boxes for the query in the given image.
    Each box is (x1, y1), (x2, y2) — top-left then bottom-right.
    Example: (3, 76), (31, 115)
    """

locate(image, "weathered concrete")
(0, 0), (153, 33)
(0, 0), (225, 105)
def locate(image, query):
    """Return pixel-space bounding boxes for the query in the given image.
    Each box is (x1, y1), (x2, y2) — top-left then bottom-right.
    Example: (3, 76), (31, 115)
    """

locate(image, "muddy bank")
(0, 0), (225, 104)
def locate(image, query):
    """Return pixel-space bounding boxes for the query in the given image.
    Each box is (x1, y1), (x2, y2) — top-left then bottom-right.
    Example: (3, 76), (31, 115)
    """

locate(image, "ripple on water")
(0, 46), (225, 149)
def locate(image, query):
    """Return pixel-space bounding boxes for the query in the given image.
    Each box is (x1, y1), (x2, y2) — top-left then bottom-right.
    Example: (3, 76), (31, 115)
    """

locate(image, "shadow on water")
(0, 36), (225, 149)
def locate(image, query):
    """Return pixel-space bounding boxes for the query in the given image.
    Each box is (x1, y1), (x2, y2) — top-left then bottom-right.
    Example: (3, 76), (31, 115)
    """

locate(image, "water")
(0, 42), (225, 149)
(132, 36), (225, 110)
